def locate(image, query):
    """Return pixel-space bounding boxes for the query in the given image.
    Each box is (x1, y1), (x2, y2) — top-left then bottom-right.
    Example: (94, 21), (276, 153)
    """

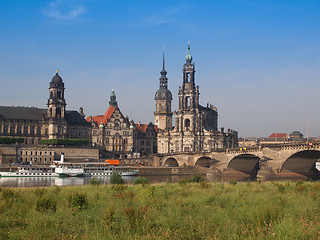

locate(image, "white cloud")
(43, 0), (87, 20)
(142, 5), (189, 26)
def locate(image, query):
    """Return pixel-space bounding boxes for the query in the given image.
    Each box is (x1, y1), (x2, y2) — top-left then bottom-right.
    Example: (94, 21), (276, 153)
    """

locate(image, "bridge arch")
(227, 154), (260, 175)
(280, 150), (320, 177)
(195, 157), (212, 168)
(164, 157), (179, 167)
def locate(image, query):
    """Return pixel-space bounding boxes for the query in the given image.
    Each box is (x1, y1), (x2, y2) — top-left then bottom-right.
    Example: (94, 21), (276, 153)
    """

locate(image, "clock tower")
(154, 49), (173, 131)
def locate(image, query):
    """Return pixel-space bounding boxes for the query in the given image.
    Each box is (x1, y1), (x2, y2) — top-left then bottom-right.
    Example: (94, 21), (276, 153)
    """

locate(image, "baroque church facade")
(155, 44), (238, 154)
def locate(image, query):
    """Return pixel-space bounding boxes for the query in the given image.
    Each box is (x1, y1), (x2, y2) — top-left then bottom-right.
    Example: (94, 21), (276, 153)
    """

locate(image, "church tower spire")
(159, 47), (168, 89)
(154, 47), (173, 131)
(174, 42), (200, 150)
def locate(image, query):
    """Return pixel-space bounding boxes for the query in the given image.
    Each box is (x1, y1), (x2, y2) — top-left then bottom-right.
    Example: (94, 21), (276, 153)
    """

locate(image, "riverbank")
(1, 181), (320, 239)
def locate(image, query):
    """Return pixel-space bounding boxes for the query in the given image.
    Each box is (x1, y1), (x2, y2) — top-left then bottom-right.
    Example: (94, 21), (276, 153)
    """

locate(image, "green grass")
(1, 181), (320, 239)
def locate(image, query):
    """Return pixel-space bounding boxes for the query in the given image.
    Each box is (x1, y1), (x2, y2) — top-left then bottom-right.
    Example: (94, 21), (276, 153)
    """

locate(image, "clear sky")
(0, 0), (320, 138)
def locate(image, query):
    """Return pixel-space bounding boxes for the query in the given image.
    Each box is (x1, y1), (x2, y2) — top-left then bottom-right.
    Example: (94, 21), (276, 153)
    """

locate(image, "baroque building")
(87, 90), (158, 158)
(0, 70), (91, 163)
(156, 44), (238, 154)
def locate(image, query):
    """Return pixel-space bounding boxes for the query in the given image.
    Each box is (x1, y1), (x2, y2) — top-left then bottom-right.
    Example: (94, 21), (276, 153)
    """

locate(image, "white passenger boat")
(53, 164), (85, 178)
(84, 165), (139, 177)
(0, 166), (58, 177)
(0, 163), (138, 178)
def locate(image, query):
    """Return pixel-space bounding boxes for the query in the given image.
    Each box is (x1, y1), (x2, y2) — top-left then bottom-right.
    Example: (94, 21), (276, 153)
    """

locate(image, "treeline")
(39, 139), (89, 146)
(0, 137), (24, 144)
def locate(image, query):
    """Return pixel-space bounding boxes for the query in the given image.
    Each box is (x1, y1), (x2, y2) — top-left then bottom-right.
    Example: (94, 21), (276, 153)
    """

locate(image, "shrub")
(178, 179), (187, 186)
(148, 186), (156, 198)
(90, 177), (102, 186)
(39, 139), (89, 146)
(123, 205), (150, 231)
(0, 137), (24, 144)
(133, 177), (149, 185)
(189, 174), (205, 183)
(1, 188), (17, 200)
(103, 206), (116, 231)
(53, 186), (61, 195)
(68, 192), (88, 210)
(110, 171), (124, 185)
(33, 188), (47, 198)
(229, 180), (237, 185)
(111, 184), (128, 192)
(295, 184), (307, 193)
(278, 184), (286, 193)
(200, 181), (210, 188)
(36, 197), (57, 212)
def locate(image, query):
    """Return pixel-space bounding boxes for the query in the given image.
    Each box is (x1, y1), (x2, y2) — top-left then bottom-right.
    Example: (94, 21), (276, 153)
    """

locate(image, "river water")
(0, 175), (254, 188)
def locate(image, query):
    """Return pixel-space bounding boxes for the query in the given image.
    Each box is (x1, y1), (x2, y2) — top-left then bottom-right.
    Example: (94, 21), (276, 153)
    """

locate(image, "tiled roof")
(135, 123), (149, 133)
(0, 106), (46, 120)
(135, 123), (158, 133)
(65, 111), (91, 125)
(0, 106), (89, 125)
(87, 105), (115, 125)
(268, 133), (288, 138)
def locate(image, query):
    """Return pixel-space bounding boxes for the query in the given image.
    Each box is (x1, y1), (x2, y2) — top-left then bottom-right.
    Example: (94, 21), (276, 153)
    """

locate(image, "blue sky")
(0, 0), (320, 138)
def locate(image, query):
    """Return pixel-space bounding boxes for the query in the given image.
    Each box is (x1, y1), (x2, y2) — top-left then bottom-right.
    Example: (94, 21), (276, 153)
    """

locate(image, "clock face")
(161, 101), (165, 106)
(161, 116), (165, 120)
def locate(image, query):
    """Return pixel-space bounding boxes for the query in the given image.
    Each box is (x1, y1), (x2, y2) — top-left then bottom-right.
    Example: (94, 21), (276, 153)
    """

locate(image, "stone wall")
(0, 146), (17, 164)
(53, 147), (99, 162)
(0, 145), (99, 164)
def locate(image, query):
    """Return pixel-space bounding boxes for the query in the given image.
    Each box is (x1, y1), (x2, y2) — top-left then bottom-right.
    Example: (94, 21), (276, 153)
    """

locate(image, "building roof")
(0, 106), (46, 121)
(0, 106), (89, 125)
(87, 105), (116, 125)
(268, 133), (288, 138)
(65, 110), (91, 125)
(135, 123), (158, 133)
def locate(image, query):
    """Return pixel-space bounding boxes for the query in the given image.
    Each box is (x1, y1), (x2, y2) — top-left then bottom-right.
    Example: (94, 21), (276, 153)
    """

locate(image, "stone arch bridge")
(154, 142), (320, 180)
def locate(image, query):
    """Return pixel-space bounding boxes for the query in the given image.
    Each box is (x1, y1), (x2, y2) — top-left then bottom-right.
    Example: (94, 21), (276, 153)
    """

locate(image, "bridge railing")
(156, 140), (320, 157)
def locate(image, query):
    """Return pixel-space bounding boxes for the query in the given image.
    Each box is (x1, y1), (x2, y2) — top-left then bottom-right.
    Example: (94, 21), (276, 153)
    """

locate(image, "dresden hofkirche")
(155, 44), (238, 154)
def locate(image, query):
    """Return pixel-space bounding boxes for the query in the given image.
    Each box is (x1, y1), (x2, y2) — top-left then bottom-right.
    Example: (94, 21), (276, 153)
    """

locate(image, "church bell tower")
(47, 69), (67, 139)
(154, 49), (173, 130)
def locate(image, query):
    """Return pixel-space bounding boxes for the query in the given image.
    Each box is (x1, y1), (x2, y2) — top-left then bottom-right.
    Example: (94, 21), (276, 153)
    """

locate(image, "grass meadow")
(0, 180), (320, 239)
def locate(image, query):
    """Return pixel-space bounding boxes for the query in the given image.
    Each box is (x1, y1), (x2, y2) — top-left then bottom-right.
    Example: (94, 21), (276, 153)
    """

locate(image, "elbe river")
(0, 175), (254, 188)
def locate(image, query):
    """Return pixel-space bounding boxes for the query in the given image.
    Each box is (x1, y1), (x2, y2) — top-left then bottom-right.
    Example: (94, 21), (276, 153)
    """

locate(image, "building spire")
(185, 41), (192, 63)
(56, 69), (59, 74)
(159, 47), (168, 89)
(160, 46), (167, 77)
(109, 89), (118, 107)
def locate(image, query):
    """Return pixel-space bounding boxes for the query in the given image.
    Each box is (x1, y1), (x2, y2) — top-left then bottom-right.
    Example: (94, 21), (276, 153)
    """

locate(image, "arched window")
(185, 119), (190, 131)
(186, 72), (190, 83)
(185, 97), (190, 108)
(56, 108), (61, 118)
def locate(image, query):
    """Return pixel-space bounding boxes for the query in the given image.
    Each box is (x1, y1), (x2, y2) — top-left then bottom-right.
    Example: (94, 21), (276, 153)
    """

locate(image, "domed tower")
(47, 69), (67, 139)
(154, 49), (173, 130)
(47, 69), (66, 119)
